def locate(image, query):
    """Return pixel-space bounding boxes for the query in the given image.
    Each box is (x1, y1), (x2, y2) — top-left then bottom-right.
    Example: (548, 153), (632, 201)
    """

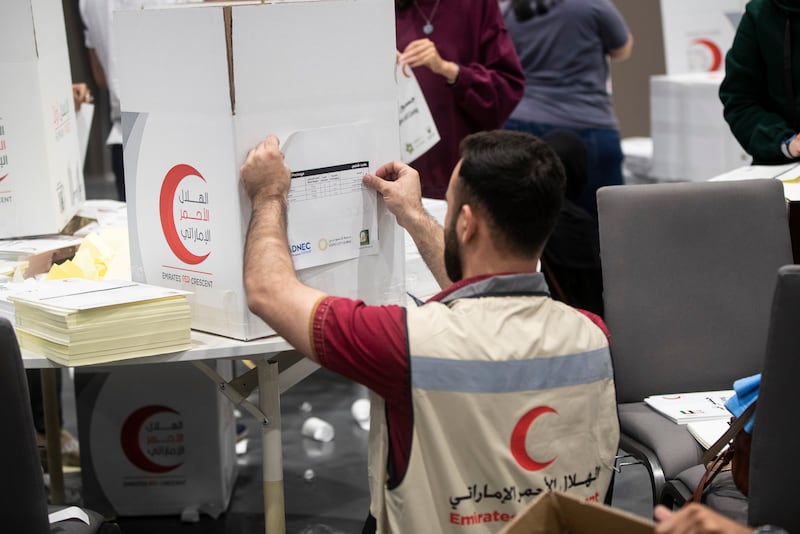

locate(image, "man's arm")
(363, 162), (451, 289)
(241, 135), (326, 359)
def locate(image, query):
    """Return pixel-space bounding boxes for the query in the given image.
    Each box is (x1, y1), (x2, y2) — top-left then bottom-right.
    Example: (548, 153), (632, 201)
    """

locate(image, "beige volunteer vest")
(368, 274), (619, 534)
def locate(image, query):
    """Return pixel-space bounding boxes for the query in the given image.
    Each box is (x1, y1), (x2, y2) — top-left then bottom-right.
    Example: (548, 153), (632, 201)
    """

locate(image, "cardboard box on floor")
(0, 0), (85, 239)
(500, 491), (655, 534)
(76, 361), (237, 517)
(115, 0), (404, 340)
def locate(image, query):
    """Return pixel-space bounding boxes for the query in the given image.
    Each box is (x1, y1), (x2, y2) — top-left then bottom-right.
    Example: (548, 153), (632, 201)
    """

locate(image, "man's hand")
(654, 504), (753, 534)
(363, 161), (425, 229)
(71, 83), (92, 112)
(789, 134), (800, 158)
(399, 38), (459, 83)
(365, 160), (451, 289)
(240, 135), (291, 204)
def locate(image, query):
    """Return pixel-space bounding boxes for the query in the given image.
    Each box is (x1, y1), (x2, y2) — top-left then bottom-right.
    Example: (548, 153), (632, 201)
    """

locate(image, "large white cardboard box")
(650, 72), (751, 182)
(116, 0), (404, 340)
(76, 361), (237, 517)
(0, 0), (85, 239)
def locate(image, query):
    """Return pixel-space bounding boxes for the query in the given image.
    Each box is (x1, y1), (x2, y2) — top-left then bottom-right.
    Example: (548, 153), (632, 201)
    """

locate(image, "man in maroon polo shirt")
(240, 130), (618, 533)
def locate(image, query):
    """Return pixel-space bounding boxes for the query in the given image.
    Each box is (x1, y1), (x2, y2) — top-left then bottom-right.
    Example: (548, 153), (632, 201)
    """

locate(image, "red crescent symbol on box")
(120, 405), (183, 473)
(402, 63), (412, 78)
(510, 406), (558, 471)
(693, 38), (723, 71)
(159, 163), (210, 265)
(0, 174), (7, 182)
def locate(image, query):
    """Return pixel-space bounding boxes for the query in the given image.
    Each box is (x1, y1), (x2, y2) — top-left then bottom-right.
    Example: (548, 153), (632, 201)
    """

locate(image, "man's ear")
(459, 204), (477, 243)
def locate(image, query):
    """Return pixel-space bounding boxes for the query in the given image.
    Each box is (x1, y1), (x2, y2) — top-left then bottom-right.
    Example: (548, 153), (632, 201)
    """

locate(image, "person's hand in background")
(398, 38), (459, 83)
(71, 83), (92, 112)
(654, 504), (753, 534)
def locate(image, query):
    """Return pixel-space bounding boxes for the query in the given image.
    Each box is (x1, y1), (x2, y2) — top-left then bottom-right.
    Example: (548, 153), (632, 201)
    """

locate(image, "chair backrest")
(597, 179), (792, 403)
(0, 318), (50, 533)
(748, 265), (800, 532)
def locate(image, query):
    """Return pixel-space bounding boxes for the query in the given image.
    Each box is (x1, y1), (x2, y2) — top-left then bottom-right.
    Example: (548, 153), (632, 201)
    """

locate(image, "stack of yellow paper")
(10, 278), (191, 366)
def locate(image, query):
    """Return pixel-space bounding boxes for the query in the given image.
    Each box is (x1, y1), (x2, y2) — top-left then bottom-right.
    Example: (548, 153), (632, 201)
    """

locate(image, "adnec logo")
(510, 406), (558, 471)
(159, 164), (212, 265)
(120, 405), (185, 474)
(290, 241), (312, 256)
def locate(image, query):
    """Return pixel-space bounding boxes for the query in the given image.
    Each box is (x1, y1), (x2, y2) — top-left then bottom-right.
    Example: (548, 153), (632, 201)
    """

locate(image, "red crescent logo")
(510, 406), (558, 471)
(402, 63), (412, 78)
(0, 174), (7, 182)
(120, 405), (184, 473)
(159, 163), (210, 265)
(692, 38), (723, 71)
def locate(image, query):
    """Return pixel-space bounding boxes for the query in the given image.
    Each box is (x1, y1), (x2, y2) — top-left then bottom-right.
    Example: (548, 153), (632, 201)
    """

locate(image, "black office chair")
(597, 179), (793, 504)
(747, 264), (800, 532)
(661, 265), (800, 532)
(0, 318), (119, 533)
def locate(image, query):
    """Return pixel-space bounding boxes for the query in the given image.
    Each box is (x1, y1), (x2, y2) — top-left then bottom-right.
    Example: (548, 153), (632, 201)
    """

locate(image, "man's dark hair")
(456, 130), (565, 258)
(395, 0), (413, 9)
(510, 0), (564, 22)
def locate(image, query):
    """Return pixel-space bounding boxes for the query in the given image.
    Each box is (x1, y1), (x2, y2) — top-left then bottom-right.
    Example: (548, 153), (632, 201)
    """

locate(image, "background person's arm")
(598, 0), (633, 62)
(719, 5), (797, 163)
(87, 48), (107, 91)
(608, 33), (634, 61)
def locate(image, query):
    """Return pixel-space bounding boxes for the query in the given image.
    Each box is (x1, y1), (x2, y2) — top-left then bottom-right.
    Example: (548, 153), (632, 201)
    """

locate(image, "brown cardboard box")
(0, 236), (81, 277)
(500, 491), (655, 534)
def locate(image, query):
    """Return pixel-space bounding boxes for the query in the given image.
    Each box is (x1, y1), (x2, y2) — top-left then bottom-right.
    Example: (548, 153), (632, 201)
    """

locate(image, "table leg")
(259, 360), (285, 534)
(41, 368), (65, 504)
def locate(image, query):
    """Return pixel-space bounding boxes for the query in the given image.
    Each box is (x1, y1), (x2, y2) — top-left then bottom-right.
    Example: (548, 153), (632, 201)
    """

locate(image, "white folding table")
(22, 329), (317, 534)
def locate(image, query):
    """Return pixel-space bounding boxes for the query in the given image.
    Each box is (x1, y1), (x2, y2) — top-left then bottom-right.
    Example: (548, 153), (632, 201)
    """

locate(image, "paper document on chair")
(644, 390), (734, 424)
(687, 419), (731, 449)
(49, 506), (90, 525)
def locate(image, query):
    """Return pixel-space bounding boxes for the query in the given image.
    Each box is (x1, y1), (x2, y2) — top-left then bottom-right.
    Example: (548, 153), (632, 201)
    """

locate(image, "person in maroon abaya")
(396, 0), (525, 199)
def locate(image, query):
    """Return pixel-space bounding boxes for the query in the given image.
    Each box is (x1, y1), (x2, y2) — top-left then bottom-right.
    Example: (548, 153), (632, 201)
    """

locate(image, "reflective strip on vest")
(410, 347), (613, 393)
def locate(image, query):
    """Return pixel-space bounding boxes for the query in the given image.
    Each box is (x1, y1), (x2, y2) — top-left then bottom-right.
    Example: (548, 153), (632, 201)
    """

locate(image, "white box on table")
(0, 0), (85, 239)
(650, 72), (751, 182)
(116, 0), (404, 340)
(76, 361), (237, 518)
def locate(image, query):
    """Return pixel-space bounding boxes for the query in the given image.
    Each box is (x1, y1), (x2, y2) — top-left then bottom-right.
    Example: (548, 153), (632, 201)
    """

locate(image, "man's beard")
(444, 222), (463, 283)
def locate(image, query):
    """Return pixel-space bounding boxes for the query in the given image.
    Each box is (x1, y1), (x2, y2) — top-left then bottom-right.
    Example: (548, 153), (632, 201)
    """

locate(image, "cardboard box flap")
(0, 1), (38, 62)
(501, 492), (655, 534)
(231, 0), (397, 113)
(223, 7), (235, 115)
(29, 0), (72, 62)
(115, 7), (231, 114)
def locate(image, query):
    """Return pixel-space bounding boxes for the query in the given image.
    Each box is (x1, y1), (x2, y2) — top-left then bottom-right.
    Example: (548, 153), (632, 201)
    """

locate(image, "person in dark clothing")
(395, 0), (524, 199)
(719, 0), (800, 163)
(540, 130), (604, 316)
